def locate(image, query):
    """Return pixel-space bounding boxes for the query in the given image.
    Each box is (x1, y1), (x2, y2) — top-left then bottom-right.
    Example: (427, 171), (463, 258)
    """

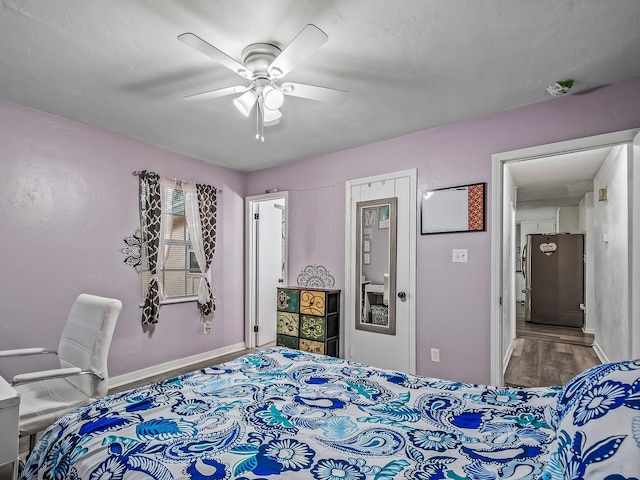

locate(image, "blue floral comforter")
(21, 348), (559, 480)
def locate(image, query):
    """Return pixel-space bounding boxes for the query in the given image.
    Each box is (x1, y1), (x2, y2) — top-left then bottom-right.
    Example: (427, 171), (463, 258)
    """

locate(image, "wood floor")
(516, 308), (594, 346)
(504, 303), (600, 388)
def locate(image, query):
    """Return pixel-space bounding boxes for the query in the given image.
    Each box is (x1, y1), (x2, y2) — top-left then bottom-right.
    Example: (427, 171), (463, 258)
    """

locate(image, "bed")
(21, 347), (640, 479)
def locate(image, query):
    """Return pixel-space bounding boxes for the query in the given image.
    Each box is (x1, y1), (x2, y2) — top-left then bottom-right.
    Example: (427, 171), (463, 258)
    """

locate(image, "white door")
(345, 169), (417, 373)
(246, 192), (288, 349)
(631, 131), (640, 358)
(256, 199), (284, 346)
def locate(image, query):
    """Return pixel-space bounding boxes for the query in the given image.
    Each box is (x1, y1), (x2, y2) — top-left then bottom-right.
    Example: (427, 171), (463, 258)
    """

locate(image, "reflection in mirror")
(355, 197), (397, 335)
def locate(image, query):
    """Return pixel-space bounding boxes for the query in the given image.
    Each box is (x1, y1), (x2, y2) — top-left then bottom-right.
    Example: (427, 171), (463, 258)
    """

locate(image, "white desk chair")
(0, 294), (122, 452)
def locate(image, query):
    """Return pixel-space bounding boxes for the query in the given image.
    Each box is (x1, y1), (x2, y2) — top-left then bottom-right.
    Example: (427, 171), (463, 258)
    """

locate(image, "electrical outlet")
(431, 348), (440, 362)
(452, 249), (468, 262)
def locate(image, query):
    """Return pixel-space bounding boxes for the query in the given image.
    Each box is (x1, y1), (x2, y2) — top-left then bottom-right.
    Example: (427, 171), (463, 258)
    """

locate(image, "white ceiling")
(0, 1), (639, 172)
(509, 147), (612, 209)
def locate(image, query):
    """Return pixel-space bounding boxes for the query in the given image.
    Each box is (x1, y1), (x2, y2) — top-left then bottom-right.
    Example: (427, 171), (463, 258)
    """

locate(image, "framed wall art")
(421, 182), (486, 235)
(363, 207), (378, 227)
(378, 205), (390, 229)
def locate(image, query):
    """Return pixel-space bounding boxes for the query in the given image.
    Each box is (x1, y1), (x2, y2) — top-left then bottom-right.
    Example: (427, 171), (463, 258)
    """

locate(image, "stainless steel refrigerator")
(522, 233), (584, 327)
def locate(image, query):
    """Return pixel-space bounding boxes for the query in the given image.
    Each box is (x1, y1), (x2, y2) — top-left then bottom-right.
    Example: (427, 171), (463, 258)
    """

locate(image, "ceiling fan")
(178, 24), (348, 139)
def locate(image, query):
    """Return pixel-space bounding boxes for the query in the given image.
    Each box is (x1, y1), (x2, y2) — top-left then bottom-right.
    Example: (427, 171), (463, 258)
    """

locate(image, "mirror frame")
(355, 197), (397, 335)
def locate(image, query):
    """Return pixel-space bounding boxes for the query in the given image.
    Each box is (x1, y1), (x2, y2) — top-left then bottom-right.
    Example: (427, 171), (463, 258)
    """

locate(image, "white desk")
(0, 375), (19, 479)
(364, 283), (385, 321)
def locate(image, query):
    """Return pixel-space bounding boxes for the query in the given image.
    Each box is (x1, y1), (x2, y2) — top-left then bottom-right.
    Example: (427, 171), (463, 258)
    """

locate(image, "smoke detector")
(546, 79), (574, 97)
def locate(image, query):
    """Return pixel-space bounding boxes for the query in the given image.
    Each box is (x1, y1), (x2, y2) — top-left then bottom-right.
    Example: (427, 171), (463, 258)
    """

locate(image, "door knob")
(397, 291), (407, 301)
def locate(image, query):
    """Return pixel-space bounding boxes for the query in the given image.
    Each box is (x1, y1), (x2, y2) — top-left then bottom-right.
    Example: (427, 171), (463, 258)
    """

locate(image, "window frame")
(140, 184), (201, 304)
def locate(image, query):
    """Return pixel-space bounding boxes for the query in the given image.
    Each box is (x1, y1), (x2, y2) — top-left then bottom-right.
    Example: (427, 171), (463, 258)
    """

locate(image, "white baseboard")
(503, 342), (514, 375)
(592, 340), (609, 364)
(109, 342), (247, 389)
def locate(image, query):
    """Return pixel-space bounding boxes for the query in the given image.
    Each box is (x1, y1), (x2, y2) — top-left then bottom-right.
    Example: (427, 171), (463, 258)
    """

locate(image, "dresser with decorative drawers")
(276, 287), (340, 357)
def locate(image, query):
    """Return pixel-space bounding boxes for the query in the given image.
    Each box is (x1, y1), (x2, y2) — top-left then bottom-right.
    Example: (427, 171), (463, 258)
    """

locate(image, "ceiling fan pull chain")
(255, 100), (260, 140)
(255, 99), (264, 142)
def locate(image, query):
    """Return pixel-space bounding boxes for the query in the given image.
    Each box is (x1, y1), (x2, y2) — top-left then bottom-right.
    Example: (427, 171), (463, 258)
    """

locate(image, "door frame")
(490, 128), (640, 385)
(245, 191), (289, 349)
(344, 169), (417, 373)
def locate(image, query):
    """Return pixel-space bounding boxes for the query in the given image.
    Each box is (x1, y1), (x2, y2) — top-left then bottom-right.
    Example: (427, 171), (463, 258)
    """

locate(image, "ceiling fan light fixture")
(233, 90), (257, 116)
(263, 86), (284, 110)
(263, 107), (282, 124)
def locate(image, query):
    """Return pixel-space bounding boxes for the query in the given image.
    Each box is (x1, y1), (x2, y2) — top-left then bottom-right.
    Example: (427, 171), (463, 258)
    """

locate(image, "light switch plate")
(431, 348), (440, 362)
(452, 249), (468, 262)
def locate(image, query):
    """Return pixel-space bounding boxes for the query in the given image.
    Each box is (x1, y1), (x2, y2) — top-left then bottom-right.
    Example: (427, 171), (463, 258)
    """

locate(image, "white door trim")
(245, 191), (289, 349)
(630, 132), (640, 359)
(491, 128), (640, 385)
(344, 168), (417, 373)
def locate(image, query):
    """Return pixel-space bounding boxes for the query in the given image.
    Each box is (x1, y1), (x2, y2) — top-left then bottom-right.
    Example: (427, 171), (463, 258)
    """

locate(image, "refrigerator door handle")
(521, 243), (527, 279)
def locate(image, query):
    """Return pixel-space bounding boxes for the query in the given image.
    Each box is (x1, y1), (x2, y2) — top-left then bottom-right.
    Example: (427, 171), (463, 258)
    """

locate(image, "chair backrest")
(57, 294), (122, 398)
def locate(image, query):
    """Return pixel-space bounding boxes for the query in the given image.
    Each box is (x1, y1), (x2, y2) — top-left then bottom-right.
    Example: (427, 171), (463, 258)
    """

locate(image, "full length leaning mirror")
(355, 197), (397, 335)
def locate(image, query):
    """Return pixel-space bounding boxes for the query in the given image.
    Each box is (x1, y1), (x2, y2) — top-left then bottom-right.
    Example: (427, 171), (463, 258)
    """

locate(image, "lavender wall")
(0, 99), (246, 381)
(1, 76), (639, 386)
(246, 76), (640, 384)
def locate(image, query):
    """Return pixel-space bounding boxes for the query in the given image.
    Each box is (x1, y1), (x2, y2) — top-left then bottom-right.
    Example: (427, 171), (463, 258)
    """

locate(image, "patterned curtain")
(196, 184), (217, 315)
(139, 171), (162, 325)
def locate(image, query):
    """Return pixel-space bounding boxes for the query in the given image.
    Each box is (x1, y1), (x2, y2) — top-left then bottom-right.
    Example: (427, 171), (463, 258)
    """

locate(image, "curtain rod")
(132, 171), (221, 192)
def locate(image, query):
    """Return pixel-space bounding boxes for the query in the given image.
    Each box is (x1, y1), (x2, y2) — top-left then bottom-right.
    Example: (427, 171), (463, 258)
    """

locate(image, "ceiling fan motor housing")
(241, 43), (281, 78)
(241, 43), (286, 110)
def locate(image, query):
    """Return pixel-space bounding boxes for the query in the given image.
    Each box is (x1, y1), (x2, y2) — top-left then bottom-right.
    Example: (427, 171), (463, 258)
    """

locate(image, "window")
(141, 185), (201, 301)
(138, 170), (217, 324)
(188, 250), (200, 273)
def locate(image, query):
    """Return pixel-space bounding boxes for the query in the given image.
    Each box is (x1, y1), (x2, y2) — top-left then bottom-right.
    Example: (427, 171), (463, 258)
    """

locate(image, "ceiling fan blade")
(178, 33), (252, 79)
(183, 85), (250, 102)
(268, 24), (328, 79)
(281, 82), (348, 104)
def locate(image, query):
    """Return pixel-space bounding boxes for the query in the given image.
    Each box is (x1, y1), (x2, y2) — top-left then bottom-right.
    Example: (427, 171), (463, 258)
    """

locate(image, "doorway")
(245, 192), (288, 348)
(490, 128), (640, 385)
(344, 169), (417, 373)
